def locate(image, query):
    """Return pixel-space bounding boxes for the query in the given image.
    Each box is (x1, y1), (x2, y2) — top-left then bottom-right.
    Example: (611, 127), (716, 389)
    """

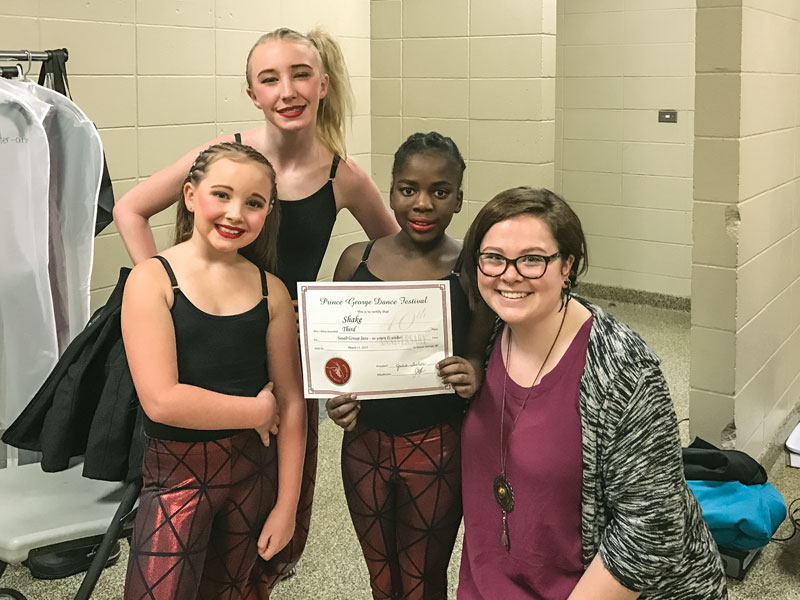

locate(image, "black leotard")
(350, 240), (470, 434)
(143, 255), (270, 442)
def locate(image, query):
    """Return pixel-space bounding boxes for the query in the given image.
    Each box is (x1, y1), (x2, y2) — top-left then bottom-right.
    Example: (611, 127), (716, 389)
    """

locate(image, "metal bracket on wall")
(658, 109), (678, 123)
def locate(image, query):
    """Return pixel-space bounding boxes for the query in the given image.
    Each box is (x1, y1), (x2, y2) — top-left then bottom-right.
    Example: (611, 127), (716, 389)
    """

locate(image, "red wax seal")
(325, 357), (351, 385)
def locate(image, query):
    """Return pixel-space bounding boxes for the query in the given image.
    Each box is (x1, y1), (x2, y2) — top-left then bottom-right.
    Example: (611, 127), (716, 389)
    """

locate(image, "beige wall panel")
(625, 0), (695, 9)
(39, 0), (134, 22)
(99, 127), (138, 180)
(741, 6), (799, 74)
(740, 73), (798, 137)
(468, 161), (553, 201)
(622, 142), (692, 177)
(562, 109), (622, 141)
(150, 201), (178, 228)
(331, 206), (363, 237)
(582, 265), (690, 297)
(371, 79), (401, 116)
(401, 118), (469, 156)
(137, 123), (217, 177)
(622, 174), (692, 211)
(70, 76), (137, 129)
(371, 116), (402, 155)
(561, 0), (624, 12)
(318, 231), (368, 282)
(470, 79), (551, 121)
(584, 235), (690, 278)
(371, 153), (394, 193)
(737, 235), (793, 327)
(371, 39), (401, 78)
(623, 43), (693, 77)
(137, 25), (214, 75)
(470, 120), (554, 164)
(693, 138), (739, 202)
(0, 6), (39, 17)
(623, 76), (693, 110)
(40, 20), (135, 75)
(90, 233), (134, 290)
(139, 76), (215, 126)
(561, 171), (622, 206)
(694, 73), (740, 138)
(562, 77), (623, 109)
(690, 326), (736, 394)
(214, 0), (275, 31)
(216, 120), (263, 136)
(689, 390), (735, 447)
(623, 9), (694, 44)
(739, 129), (796, 201)
(371, 0), (401, 39)
(563, 45), (625, 77)
(215, 76), (258, 122)
(0, 16), (40, 50)
(402, 79), (468, 119)
(764, 374), (800, 452)
(470, 0), (553, 36)
(692, 201), (738, 269)
(345, 115), (371, 155)
(351, 76), (371, 116)
(560, 12), (623, 46)
(216, 29), (259, 77)
(736, 287), (795, 389)
(622, 109), (693, 144)
(470, 36), (547, 79)
(153, 222), (175, 252)
(308, 0), (371, 39)
(574, 203), (691, 245)
(90, 287), (115, 314)
(691, 265), (736, 330)
(695, 7), (741, 73)
(402, 38), (468, 79)
(402, 0), (468, 38)
(137, 0), (215, 27)
(738, 182), (797, 264)
(339, 37), (370, 78)
(562, 140), (621, 173)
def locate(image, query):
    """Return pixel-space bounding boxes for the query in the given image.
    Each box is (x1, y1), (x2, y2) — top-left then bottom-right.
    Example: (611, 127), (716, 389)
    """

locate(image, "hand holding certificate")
(297, 281), (454, 399)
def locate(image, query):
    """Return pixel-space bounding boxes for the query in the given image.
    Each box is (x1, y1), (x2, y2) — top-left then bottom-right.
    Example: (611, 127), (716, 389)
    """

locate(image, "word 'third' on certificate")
(297, 281), (454, 399)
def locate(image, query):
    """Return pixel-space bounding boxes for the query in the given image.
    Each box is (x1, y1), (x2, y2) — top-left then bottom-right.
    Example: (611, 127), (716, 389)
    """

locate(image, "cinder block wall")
(555, 0), (696, 298)
(0, 0), (372, 312)
(370, 0), (557, 236)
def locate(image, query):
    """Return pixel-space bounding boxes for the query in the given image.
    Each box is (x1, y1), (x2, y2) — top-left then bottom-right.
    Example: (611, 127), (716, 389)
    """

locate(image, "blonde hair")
(175, 142), (281, 273)
(246, 27), (353, 159)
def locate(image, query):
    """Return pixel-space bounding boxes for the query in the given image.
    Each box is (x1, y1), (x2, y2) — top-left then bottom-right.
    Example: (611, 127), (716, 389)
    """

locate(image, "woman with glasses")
(456, 187), (727, 599)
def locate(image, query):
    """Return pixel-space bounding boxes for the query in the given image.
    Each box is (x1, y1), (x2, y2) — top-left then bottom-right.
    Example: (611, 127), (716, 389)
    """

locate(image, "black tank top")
(351, 240), (470, 434)
(234, 132), (338, 299)
(143, 255), (270, 442)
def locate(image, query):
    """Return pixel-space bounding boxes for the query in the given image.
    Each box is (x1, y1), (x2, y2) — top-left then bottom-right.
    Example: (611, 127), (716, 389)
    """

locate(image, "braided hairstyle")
(391, 131), (466, 187)
(246, 27), (354, 160)
(175, 142), (280, 273)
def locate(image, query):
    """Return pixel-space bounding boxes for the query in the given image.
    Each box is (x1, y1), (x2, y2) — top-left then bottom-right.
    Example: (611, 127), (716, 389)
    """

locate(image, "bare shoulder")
(332, 156), (381, 208)
(124, 257), (172, 304)
(333, 240), (370, 281)
(264, 271), (293, 312)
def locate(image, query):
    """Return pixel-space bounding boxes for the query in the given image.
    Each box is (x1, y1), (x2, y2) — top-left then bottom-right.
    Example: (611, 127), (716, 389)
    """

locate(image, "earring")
(560, 277), (572, 311)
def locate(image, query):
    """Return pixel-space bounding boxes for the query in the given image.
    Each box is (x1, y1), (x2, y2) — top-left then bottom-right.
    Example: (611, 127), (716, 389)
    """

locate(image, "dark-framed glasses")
(477, 251), (561, 279)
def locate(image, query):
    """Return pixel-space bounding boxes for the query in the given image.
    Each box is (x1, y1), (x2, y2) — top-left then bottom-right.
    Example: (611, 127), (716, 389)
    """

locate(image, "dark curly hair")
(391, 131), (466, 184)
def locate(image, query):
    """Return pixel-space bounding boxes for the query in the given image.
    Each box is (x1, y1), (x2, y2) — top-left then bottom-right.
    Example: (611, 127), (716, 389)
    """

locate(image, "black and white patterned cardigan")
(574, 297), (727, 598)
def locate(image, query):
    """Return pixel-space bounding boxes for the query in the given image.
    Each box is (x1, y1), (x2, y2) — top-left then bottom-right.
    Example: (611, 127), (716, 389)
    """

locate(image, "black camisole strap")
(154, 255), (179, 288)
(360, 239), (377, 263)
(234, 132), (241, 144)
(259, 269), (268, 298)
(451, 252), (464, 276)
(329, 155), (340, 180)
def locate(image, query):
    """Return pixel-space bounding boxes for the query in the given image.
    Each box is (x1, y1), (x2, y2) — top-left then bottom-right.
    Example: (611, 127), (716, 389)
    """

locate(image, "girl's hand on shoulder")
(258, 503), (296, 560)
(326, 394), (360, 431)
(437, 356), (479, 399)
(255, 382), (280, 445)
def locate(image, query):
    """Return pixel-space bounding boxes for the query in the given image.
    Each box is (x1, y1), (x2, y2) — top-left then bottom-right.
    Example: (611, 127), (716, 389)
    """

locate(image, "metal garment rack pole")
(0, 49), (69, 62)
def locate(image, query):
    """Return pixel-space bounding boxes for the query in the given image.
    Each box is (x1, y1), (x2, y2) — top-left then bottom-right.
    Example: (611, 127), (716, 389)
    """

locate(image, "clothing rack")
(0, 48), (68, 78)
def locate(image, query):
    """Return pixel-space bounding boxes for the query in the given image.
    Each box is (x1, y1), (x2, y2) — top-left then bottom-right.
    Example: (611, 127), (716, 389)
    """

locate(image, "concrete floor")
(2, 299), (799, 599)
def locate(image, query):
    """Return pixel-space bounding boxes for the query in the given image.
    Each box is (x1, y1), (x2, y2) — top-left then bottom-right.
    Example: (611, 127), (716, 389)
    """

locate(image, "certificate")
(297, 281), (454, 399)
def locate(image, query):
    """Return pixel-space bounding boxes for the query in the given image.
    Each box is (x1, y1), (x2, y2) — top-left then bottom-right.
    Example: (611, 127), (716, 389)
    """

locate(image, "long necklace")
(494, 306), (568, 551)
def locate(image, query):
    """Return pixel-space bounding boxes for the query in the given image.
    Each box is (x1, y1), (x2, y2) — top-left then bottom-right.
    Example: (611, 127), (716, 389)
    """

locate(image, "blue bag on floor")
(687, 480), (786, 550)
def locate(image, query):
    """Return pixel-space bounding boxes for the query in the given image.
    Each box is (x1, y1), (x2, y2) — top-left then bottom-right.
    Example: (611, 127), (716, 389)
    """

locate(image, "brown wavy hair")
(174, 142), (280, 273)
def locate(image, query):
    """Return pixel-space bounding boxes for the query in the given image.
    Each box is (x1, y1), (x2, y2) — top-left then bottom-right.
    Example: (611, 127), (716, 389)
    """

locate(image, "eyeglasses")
(477, 251), (561, 279)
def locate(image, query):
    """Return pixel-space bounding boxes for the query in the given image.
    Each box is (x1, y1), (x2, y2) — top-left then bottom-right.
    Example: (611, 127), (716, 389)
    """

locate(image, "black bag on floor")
(682, 437), (767, 485)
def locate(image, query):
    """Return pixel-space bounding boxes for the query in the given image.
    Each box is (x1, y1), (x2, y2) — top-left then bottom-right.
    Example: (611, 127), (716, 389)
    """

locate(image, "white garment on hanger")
(0, 86), (58, 430)
(2, 79), (102, 348)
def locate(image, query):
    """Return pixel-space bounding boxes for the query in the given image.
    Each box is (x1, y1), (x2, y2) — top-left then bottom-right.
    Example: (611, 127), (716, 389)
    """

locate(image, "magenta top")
(458, 316), (592, 600)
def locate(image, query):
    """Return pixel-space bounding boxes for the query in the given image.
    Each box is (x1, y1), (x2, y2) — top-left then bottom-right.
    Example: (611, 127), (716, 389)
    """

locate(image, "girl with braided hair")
(121, 142), (305, 599)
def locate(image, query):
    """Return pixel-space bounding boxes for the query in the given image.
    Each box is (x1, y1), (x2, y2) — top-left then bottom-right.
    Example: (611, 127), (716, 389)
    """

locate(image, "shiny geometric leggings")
(124, 430), (277, 600)
(342, 419), (462, 600)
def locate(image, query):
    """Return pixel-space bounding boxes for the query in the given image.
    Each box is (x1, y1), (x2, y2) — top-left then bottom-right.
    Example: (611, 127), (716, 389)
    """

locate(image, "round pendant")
(493, 474), (514, 513)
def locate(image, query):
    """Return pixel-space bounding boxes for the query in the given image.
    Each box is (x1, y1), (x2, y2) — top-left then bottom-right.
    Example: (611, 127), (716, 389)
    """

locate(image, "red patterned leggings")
(124, 430), (277, 600)
(342, 419), (463, 600)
